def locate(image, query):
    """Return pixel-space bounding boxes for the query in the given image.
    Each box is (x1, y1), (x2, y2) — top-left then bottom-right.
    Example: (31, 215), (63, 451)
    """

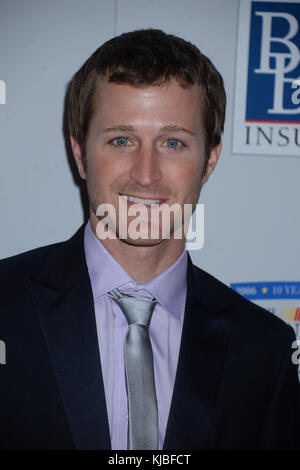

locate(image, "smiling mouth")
(119, 194), (166, 206)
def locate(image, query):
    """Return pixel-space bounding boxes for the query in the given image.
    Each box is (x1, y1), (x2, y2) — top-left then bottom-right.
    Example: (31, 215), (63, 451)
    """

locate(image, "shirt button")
(125, 413), (128, 421)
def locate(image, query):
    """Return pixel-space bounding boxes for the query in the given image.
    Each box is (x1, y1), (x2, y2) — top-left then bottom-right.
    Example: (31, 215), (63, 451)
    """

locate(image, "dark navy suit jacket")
(0, 225), (299, 449)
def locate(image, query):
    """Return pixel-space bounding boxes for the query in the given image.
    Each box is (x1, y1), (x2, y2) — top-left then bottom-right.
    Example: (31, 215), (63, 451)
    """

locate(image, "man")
(0, 29), (299, 450)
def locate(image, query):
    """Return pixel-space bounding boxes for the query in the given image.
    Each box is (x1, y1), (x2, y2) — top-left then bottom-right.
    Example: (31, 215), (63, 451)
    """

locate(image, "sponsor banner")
(233, 0), (300, 155)
(230, 281), (300, 300)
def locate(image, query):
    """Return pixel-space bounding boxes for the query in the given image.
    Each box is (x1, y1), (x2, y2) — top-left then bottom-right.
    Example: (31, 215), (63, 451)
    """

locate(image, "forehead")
(91, 78), (204, 131)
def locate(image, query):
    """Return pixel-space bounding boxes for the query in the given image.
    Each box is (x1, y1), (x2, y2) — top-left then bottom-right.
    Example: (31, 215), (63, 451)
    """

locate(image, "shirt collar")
(84, 220), (187, 323)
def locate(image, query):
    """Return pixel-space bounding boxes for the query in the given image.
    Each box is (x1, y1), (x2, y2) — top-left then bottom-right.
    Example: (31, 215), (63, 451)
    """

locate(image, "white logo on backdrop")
(254, 12), (300, 114)
(232, 0), (300, 156)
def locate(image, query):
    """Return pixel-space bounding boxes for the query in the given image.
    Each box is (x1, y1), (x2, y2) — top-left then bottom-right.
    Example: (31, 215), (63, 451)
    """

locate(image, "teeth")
(120, 195), (163, 205)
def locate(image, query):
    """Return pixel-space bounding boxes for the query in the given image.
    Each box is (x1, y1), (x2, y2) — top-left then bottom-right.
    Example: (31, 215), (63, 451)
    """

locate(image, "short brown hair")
(67, 29), (226, 164)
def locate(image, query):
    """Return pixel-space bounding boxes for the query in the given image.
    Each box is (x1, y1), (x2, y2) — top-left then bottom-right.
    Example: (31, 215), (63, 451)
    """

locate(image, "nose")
(129, 146), (162, 187)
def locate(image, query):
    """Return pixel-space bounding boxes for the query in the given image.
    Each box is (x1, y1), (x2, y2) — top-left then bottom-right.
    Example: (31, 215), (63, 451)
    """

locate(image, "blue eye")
(166, 139), (180, 148)
(114, 137), (129, 146)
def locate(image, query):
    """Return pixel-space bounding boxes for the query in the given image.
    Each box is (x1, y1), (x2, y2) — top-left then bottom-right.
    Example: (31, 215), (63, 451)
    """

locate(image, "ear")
(201, 141), (222, 185)
(70, 136), (86, 180)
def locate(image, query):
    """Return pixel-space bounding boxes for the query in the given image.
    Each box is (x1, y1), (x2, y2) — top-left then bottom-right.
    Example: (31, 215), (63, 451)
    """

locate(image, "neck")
(89, 214), (186, 282)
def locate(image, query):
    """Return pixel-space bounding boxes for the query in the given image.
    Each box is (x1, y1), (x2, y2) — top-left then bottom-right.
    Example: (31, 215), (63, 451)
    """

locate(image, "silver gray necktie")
(108, 288), (158, 450)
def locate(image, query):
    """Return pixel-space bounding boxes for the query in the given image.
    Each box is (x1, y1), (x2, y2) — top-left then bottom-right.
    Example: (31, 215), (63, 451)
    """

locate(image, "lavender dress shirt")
(84, 221), (187, 450)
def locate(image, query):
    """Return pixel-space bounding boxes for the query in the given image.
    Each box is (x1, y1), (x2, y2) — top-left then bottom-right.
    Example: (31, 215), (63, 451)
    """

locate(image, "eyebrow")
(102, 125), (135, 133)
(159, 125), (195, 136)
(102, 124), (195, 136)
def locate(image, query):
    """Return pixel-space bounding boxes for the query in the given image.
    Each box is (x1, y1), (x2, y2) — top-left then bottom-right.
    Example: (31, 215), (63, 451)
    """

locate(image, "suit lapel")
(29, 225), (111, 450)
(163, 255), (236, 450)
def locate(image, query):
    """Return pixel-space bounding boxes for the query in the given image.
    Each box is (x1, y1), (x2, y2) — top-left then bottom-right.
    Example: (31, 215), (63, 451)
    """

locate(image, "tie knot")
(108, 288), (157, 327)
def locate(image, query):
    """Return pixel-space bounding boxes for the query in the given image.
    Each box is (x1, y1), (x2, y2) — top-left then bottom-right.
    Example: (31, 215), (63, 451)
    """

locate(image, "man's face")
(71, 78), (220, 246)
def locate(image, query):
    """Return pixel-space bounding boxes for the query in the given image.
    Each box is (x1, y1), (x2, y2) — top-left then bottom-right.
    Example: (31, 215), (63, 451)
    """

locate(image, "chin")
(119, 236), (166, 247)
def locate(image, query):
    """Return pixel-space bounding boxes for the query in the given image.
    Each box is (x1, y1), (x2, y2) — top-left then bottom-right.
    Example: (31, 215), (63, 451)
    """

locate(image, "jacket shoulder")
(0, 240), (67, 278)
(0, 224), (86, 292)
(189, 261), (295, 340)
